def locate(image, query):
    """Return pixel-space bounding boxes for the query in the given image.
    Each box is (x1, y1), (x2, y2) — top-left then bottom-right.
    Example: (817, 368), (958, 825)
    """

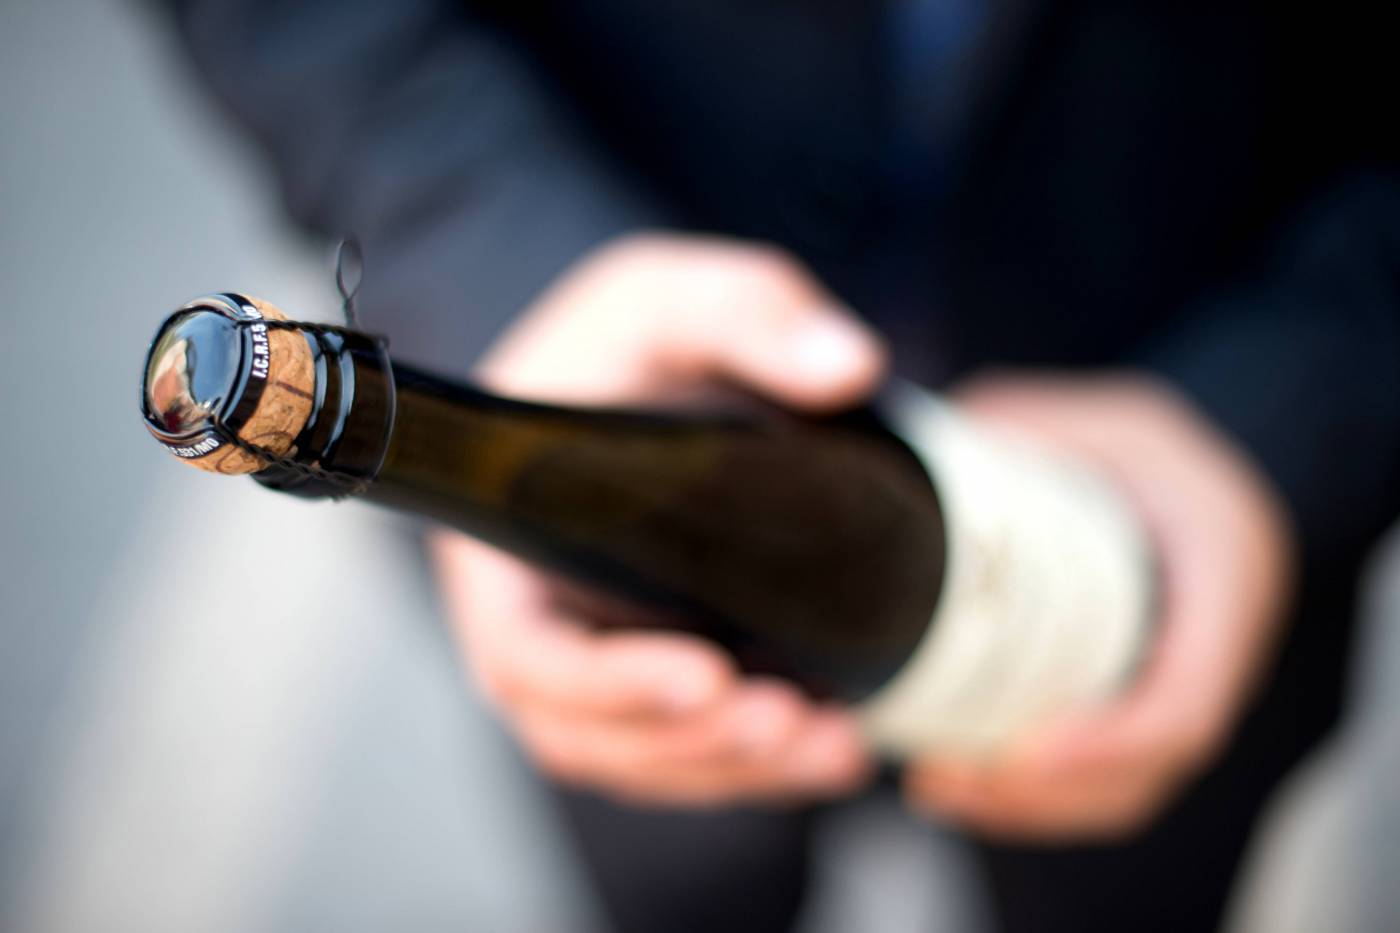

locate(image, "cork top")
(141, 294), (315, 474)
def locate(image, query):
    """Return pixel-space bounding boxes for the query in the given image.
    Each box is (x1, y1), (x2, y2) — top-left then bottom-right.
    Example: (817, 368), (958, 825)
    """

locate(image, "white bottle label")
(857, 383), (1153, 757)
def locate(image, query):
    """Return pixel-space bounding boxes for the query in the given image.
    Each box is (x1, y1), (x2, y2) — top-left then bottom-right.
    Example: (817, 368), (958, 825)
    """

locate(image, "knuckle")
(1077, 772), (1183, 841)
(664, 722), (729, 762)
(474, 673), (508, 707)
(1098, 789), (1169, 838)
(1171, 716), (1228, 771)
(597, 232), (702, 284)
(741, 242), (801, 278)
(732, 245), (807, 298)
(522, 732), (591, 784)
(469, 657), (521, 707)
(593, 232), (664, 268)
(615, 778), (717, 808)
(808, 763), (867, 799)
(1121, 374), (1190, 428)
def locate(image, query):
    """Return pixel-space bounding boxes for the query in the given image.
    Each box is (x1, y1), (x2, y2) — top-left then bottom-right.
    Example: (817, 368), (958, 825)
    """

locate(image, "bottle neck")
(364, 362), (762, 598)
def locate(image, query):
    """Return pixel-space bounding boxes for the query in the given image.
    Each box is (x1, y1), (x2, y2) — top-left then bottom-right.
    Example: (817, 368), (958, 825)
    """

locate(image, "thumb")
(674, 303), (888, 412)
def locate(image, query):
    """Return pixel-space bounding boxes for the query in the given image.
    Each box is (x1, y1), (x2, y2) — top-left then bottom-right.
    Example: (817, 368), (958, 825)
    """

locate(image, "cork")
(183, 298), (315, 475)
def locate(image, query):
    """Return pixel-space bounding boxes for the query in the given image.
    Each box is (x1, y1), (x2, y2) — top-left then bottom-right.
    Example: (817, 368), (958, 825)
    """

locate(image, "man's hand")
(905, 374), (1294, 841)
(434, 234), (886, 806)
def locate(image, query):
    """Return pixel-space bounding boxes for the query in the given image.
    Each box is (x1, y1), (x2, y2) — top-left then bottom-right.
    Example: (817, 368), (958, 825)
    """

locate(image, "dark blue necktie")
(888, 0), (992, 203)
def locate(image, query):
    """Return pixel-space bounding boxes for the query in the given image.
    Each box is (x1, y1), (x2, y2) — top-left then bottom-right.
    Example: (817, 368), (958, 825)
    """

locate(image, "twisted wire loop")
(335, 236), (365, 329)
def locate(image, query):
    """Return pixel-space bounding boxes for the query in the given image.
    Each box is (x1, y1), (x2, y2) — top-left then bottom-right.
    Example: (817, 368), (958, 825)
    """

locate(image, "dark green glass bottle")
(141, 293), (946, 701)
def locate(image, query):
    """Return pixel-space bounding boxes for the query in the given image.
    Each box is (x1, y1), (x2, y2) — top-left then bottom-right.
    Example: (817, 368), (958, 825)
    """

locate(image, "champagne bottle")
(141, 293), (1152, 755)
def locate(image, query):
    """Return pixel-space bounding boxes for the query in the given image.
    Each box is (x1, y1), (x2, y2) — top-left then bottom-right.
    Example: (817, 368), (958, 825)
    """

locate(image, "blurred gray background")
(1, 1), (1396, 931)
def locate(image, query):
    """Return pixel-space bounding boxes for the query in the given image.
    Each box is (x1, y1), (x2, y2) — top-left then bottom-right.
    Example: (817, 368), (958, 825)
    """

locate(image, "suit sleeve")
(167, 0), (667, 375)
(1139, 173), (1400, 571)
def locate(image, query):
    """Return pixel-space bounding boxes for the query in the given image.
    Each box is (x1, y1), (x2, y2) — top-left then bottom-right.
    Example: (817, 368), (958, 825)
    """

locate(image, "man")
(168, 2), (1400, 930)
